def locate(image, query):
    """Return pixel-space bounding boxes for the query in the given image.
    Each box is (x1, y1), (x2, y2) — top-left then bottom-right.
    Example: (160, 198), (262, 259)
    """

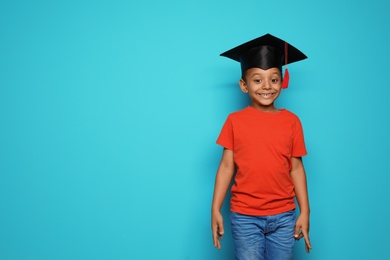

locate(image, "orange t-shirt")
(216, 106), (307, 216)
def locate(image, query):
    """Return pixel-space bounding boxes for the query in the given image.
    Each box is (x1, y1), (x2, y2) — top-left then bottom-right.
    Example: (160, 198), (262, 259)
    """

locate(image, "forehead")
(245, 67), (281, 76)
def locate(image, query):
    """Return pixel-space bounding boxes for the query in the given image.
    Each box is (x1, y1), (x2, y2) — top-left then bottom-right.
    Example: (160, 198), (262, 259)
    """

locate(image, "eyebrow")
(250, 72), (281, 77)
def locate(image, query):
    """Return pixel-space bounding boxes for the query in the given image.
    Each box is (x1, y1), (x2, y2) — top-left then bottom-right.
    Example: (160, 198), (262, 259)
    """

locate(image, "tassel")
(281, 68), (289, 89)
(281, 41), (289, 89)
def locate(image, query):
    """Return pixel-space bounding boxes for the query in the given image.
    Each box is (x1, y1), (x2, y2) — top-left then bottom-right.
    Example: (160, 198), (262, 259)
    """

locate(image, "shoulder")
(225, 107), (251, 119)
(231, 106), (251, 115)
(281, 109), (301, 122)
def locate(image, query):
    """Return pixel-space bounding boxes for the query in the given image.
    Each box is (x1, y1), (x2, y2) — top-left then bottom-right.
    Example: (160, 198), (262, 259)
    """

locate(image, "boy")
(211, 34), (311, 260)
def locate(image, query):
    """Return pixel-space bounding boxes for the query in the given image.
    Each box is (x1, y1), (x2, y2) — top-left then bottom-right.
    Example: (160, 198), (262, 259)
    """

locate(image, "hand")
(211, 211), (224, 250)
(294, 213), (312, 253)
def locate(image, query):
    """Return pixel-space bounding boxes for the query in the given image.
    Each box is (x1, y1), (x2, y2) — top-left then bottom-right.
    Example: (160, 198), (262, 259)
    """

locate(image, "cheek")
(273, 83), (282, 91)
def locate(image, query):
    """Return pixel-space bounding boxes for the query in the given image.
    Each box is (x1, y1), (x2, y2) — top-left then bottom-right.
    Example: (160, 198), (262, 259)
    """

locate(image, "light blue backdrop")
(1, 0), (389, 259)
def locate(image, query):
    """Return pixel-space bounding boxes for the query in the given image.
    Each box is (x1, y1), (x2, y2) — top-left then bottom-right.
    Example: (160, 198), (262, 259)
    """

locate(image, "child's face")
(239, 67), (282, 112)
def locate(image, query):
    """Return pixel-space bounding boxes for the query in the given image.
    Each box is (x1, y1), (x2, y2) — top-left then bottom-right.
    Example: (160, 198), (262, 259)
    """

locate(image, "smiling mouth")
(258, 93), (274, 98)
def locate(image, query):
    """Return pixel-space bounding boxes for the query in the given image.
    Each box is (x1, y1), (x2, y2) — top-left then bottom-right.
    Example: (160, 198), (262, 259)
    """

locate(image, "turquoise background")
(1, 0), (389, 259)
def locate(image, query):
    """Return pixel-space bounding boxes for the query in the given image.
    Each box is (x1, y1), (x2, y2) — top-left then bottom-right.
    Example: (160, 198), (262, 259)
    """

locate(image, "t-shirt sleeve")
(216, 116), (234, 151)
(291, 117), (307, 157)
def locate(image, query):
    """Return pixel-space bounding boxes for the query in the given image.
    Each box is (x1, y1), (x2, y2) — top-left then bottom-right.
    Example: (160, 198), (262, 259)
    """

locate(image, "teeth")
(259, 93), (273, 97)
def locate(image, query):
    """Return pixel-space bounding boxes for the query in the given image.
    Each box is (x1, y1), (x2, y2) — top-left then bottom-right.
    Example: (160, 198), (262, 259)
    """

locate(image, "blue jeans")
(230, 210), (296, 260)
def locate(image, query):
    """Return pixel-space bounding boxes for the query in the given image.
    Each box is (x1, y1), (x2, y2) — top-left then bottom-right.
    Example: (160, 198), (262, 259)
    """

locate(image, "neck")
(251, 104), (279, 113)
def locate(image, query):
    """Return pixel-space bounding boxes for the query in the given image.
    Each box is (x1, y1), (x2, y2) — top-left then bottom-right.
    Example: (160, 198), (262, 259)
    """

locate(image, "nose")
(262, 80), (271, 90)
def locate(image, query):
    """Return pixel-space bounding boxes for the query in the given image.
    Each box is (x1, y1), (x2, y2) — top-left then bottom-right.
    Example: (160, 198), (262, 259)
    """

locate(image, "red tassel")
(281, 41), (289, 89)
(281, 68), (289, 89)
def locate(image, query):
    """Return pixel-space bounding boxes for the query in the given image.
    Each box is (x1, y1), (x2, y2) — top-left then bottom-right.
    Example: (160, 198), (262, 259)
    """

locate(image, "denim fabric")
(230, 210), (296, 260)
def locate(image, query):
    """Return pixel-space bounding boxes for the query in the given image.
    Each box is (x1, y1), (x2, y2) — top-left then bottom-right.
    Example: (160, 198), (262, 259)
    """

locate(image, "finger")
(212, 225), (223, 249)
(213, 236), (221, 249)
(294, 230), (303, 240)
(305, 238), (312, 253)
(217, 238), (221, 250)
(294, 225), (301, 239)
(301, 230), (312, 253)
(215, 219), (224, 239)
(217, 226), (223, 249)
(218, 224), (225, 237)
(305, 242), (310, 253)
(295, 233), (304, 240)
(212, 226), (219, 248)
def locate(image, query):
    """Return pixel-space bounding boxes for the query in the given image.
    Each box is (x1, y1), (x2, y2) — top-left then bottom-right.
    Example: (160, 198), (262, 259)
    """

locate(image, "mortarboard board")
(220, 33), (307, 88)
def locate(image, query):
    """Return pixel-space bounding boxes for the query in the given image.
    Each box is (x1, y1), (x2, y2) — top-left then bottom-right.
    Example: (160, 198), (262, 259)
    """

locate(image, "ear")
(239, 79), (248, 93)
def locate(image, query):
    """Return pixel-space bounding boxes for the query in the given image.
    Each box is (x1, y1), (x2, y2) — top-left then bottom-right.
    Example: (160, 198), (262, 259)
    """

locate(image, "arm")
(211, 148), (235, 250)
(290, 156), (312, 253)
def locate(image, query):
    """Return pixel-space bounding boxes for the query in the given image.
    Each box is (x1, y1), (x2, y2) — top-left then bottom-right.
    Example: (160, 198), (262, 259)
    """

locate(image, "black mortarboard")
(220, 33), (307, 88)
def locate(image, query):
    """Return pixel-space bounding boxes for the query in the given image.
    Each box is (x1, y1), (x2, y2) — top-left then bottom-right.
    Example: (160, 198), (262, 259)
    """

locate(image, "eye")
(254, 79), (262, 83)
(271, 78), (279, 83)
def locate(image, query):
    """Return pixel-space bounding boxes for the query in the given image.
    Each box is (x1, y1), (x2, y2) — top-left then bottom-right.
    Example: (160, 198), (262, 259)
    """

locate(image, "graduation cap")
(220, 33), (307, 88)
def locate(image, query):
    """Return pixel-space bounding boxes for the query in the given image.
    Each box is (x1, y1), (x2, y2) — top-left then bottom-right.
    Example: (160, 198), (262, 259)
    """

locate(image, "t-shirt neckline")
(246, 106), (286, 115)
